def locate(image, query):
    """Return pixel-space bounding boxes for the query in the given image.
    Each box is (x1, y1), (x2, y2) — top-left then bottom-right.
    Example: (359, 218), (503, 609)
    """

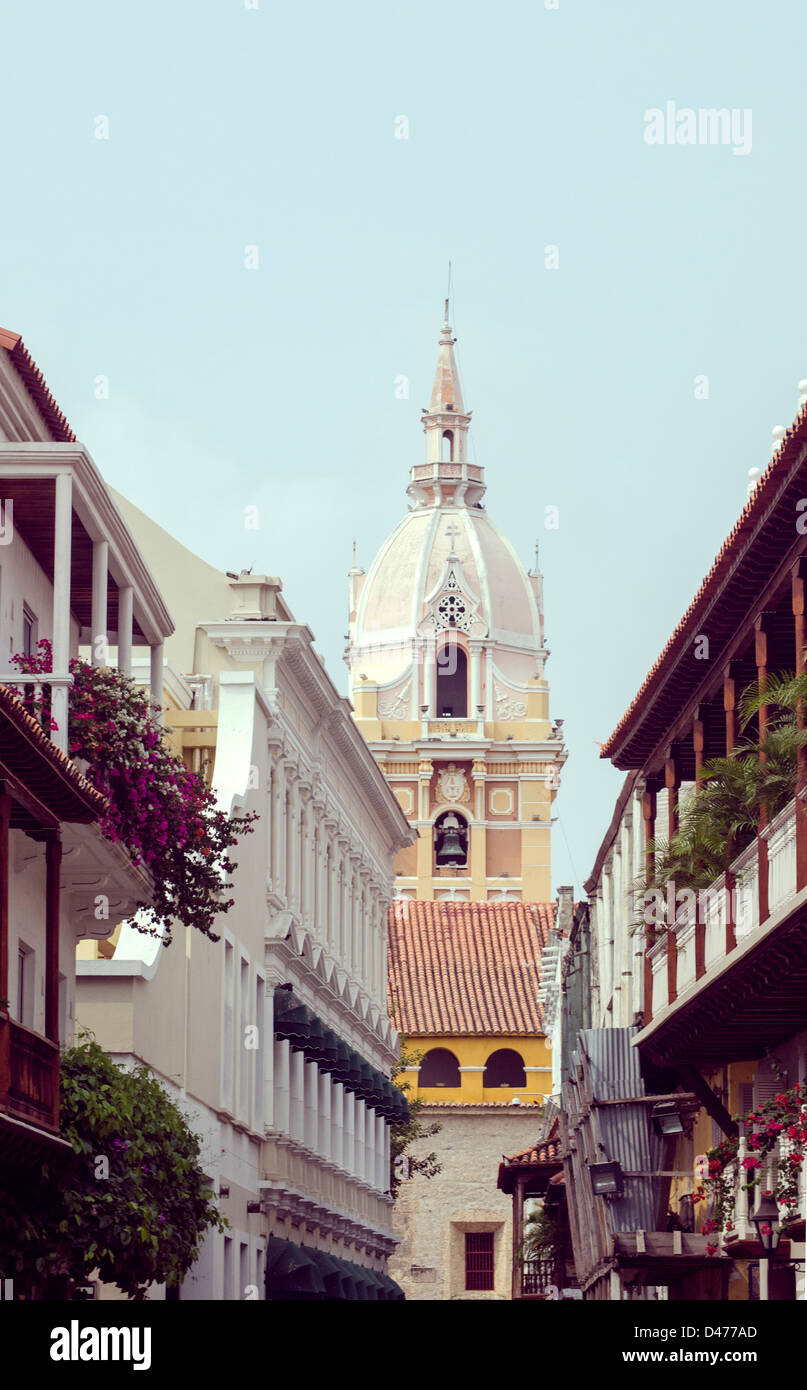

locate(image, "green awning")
(264, 1237), (326, 1300)
(305, 1247), (351, 1300)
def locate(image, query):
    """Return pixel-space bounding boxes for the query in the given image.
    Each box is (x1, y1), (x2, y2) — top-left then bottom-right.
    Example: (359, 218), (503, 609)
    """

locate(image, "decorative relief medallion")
(494, 681), (527, 720)
(393, 786), (415, 816)
(437, 762), (468, 804)
(378, 679), (411, 719)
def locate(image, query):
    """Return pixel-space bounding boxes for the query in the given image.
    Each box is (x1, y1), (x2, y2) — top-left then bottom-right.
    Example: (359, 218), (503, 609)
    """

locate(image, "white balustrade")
(702, 873), (726, 969)
(766, 798), (797, 918)
(0, 673), (74, 754)
(649, 938), (668, 1010)
(675, 919), (696, 993)
(729, 842), (759, 942)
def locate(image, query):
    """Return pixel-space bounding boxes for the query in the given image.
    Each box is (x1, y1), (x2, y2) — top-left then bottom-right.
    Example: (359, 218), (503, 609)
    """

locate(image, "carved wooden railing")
(0, 1015), (59, 1133)
(522, 1256), (561, 1297)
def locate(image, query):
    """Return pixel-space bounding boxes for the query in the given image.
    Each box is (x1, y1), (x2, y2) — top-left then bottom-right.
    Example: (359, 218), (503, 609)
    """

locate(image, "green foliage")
(522, 1205), (563, 1262)
(389, 1038), (442, 1198)
(0, 1037), (225, 1299)
(637, 669), (807, 940)
(695, 1079), (806, 1254)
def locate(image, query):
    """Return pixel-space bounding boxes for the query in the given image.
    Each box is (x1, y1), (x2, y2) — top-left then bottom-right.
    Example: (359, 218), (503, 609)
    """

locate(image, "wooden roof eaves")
(605, 432), (807, 771)
(0, 445), (174, 645)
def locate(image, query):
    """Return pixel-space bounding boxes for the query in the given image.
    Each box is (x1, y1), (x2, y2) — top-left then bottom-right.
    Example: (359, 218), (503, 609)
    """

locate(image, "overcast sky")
(4, 0), (807, 894)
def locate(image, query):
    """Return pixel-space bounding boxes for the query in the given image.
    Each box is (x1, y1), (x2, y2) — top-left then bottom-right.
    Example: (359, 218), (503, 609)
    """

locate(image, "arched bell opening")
(441, 429), (454, 462)
(435, 639), (468, 718)
(434, 809), (469, 872)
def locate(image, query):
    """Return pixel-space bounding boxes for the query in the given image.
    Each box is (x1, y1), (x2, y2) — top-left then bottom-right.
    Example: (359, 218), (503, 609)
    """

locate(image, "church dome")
(348, 305), (546, 697)
(354, 508), (541, 680)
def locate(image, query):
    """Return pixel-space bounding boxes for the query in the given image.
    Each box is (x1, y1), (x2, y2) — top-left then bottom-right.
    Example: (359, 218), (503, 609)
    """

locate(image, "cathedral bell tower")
(347, 307), (565, 902)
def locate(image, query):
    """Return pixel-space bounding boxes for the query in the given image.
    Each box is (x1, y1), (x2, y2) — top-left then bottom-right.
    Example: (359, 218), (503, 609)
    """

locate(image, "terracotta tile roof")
(601, 403), (807, 762)
(0, 327), (76, 442)
(503, 1139), (562, 1164)
(387, 899), (553, 1036)
(503, 1114), (561, 1165)
(0, 683), (107, 823)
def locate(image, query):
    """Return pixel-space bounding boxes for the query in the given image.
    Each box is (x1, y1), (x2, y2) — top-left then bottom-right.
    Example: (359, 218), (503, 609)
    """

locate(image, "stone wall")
(389, 1105), (543, 1300)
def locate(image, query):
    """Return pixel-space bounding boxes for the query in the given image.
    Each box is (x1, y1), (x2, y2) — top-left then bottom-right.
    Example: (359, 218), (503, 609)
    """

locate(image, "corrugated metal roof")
(564, 1027), (665, 1247)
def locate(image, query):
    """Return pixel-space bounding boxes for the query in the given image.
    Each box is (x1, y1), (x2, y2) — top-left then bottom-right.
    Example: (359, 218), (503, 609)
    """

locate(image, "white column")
(150, 642), (164, 723)
(343, 1091), (355, 1175)
(289, 1049), (305, 1142)
(271, 759), (285, 898)
(304, 1060), (318, 1151)
(297, 800), (306, 928)
(341, 848), (351, 964)
(51, 472), (72, 753)
(318, 831), (328, 941)
(383, 1121), (391, 1193)
(331, 1082), (344, 1169)
(273, 1039), (290, 1136)
(91, 538), (109, 666)
(423, 640), (435, 718)
(318, 1071), (332, 1160)
(264, 986), (274, 1129)
(355, 1098), (366, 1181)
(326, 842), (336, 951)
(470, 641), (482, 713)
(117, 584), (133, 677)
(288, 781), (299, 911)
(375, 1114), (385, 1192)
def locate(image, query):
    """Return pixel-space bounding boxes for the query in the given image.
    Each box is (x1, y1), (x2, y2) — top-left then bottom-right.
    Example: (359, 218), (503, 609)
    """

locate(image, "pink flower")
(741, 1156), (761, 1170)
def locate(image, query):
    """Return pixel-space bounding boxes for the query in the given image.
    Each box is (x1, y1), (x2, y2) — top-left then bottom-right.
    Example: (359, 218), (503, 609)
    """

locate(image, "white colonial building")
(77, 500), (413, 1300)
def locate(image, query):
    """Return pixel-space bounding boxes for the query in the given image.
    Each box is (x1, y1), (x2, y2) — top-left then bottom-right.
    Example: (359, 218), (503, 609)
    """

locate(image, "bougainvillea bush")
(0, 1038), (226, 1299)
(695, 1081), (805, 1255)
(12, 639), (256, 943)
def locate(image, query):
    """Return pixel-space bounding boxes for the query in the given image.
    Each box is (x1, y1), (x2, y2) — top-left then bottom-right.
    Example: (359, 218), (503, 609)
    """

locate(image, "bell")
(436, 815), (466, 866)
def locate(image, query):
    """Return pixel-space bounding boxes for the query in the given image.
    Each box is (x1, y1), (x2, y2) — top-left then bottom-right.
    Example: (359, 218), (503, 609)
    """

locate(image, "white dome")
(352, 506), (542, 688)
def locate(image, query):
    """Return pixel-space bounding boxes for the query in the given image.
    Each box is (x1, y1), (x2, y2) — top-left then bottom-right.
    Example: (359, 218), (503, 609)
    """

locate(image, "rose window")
(436, 593), (469, 629)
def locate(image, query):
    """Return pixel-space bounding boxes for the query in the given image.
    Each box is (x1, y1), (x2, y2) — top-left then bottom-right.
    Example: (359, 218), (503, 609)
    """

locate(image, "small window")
(22, 606), (35, 658)
(465, 1232), (494, 1291)
(17, 943), (34, 1028)
(483, 1048), (526, 1088)
(419, 1048), (461, 1087)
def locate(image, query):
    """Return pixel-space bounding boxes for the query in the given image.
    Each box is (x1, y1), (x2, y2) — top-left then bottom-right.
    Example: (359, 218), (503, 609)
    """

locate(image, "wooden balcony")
(649, 799), (797, 1017)
(0, 1014), (59, 1134)
(638, 798), (807, 1066)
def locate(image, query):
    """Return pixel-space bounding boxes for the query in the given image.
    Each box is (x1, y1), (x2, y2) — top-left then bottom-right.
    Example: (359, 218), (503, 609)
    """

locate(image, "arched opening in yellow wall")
(483, 1048), (526, 1088)
(419, 1048), (461, 1087)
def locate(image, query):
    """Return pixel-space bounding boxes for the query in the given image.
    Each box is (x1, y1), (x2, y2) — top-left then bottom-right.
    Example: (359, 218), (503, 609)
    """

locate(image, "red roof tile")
(601, 404), (807, 761)
(0, 327), (76, 442)
(503, 1113), (561, 1165)
(387, 899), (553, 1036)
(0, 683), (107, 823)
(502, 1138), (562, 1164)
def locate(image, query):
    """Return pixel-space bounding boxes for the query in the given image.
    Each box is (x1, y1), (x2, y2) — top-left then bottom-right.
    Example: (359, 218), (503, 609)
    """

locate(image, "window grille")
(465, 1232), (494, 1291)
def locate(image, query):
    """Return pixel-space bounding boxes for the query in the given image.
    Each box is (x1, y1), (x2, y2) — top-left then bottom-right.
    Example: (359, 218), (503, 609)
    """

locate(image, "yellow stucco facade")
(400, 1034), (553, 1106)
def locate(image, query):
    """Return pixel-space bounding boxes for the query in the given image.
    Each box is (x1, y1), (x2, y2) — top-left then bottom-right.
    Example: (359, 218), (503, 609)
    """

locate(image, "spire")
(408, 301), (484, 510)
(428, 302), (466, 415)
